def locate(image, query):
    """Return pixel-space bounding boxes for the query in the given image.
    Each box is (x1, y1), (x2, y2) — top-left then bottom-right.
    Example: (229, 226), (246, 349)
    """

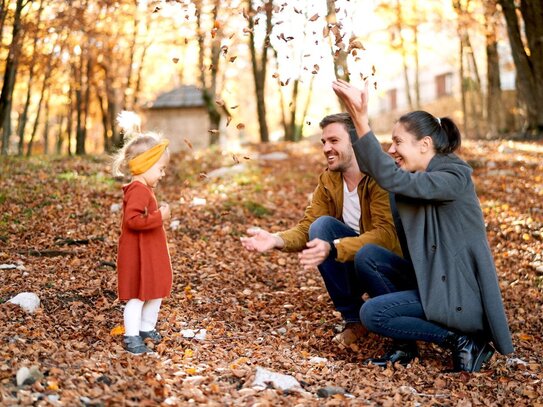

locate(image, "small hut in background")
(142, 85), (211, 152)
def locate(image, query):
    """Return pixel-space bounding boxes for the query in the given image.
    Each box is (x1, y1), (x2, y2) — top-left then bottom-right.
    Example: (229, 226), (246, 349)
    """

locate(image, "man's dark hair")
(319, 113), (357, 143)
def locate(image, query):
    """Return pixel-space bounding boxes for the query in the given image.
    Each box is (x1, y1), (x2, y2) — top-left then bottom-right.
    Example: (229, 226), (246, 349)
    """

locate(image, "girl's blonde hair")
(111, 111), (165, 177)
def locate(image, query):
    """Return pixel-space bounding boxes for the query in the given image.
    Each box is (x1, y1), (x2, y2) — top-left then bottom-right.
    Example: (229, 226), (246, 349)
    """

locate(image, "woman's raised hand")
(332, 79), (371, 137)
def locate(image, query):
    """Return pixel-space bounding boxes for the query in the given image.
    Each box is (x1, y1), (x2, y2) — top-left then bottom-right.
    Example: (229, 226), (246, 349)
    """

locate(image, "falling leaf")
(199, 172), (208, 179)
(215, 98), (225, 107)
(153, 6), (160, 13)
(243, 156), (251, 160)
(309, 13), (319, 22)
(236, 123), (245, 130)
(209, 129), (219, 134)
(172, 57), (179, 64)
(229, 56), (237, 63)
(232, 154), (240, 164)
(374, 81), (378, 90)
(184, 139), (193, 150)
(372, 65), (376, 76)
(230, 105), (238, 109)
(226, 115), (232, 126)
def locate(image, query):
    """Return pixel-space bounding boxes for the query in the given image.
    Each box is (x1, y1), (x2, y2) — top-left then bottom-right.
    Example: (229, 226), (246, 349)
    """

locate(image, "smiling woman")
(332, 79), (513, 373)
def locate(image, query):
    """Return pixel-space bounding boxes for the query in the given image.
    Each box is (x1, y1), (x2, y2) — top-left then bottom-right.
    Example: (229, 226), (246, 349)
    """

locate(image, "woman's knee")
(360, 299), (381, 332)
(308, 215), (337, 240)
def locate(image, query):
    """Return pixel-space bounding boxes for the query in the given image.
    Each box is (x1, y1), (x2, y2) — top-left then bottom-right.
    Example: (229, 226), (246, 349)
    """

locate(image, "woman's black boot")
(364, 341), (419, 367)
(443, 333), (495, 372)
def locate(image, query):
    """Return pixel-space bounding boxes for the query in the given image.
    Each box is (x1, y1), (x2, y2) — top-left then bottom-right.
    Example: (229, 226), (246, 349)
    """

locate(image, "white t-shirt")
(342, 179), (361, 234)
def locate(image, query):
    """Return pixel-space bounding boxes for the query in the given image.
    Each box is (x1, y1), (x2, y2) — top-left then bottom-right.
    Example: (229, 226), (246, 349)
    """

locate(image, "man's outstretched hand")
(240, 227), (284, 252)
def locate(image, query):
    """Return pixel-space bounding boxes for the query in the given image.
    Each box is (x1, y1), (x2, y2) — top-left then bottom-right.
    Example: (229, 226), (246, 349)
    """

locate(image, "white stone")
(252, 367), (303, 392)
(309, 356), (328, 364)
(170, 220), (180, 230)
(207, 164), (248, 179)
(506, 357), (528, 366)
(191, 197), (207, 206)
(259, 152), (289, 161)
(16, 367), (31, 386)
(181, 329), (196, 338)
(8, 292), (40, 313)
(110, 203), (121, 213)
(0, 264), (17, 270)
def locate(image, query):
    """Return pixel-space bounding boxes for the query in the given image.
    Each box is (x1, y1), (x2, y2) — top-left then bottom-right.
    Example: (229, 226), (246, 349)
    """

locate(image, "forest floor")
(0, 137), (542, 406)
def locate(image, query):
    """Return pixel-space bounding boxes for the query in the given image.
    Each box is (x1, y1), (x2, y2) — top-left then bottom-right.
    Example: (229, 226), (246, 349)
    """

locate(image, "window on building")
(435, 73), (453, 98)
(388, 88), (397, 111)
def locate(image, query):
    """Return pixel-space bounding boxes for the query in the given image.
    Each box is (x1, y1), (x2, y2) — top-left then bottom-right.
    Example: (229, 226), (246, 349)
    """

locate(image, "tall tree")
(0, 0), (28, 155)
(16, 0), (44, 155)
(246, 0), (273, 143)
(195, 0), (223, 146)
(453, 0), (484, 138)
(483, 0), (504, 138)
(498, 0), (543, 137)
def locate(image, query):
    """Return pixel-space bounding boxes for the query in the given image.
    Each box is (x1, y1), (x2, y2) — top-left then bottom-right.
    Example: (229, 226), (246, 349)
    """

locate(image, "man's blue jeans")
(356, 244), (451, 344)
(308, 216), (364, 323)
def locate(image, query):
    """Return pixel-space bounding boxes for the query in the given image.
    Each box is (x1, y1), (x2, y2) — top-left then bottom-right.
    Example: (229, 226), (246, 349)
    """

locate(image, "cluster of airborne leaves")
(0, 139), (542, 406)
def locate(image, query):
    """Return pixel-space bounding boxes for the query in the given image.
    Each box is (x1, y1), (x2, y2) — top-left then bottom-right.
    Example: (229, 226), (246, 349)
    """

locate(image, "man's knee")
(354, 243), (382, 268)
(309, 215), (337, 240)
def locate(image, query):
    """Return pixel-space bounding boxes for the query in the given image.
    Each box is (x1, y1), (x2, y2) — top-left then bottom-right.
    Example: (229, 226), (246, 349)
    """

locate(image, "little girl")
(112, 122), (173, 354)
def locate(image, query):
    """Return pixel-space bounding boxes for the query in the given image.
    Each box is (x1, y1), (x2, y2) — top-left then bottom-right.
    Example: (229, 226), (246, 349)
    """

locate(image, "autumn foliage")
(0, 139), (542, 405)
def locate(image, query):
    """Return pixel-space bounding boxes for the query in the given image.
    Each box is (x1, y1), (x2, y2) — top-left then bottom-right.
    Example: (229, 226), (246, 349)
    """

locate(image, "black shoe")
(364, 342), (419, 367)
(443, 333), (495, 372)
(140, 330), (162, 344)
(123, 335), (151, 354)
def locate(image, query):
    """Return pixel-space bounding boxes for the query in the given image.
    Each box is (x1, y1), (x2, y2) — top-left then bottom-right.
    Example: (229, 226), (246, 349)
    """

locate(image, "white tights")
(124, 298), (162, 336)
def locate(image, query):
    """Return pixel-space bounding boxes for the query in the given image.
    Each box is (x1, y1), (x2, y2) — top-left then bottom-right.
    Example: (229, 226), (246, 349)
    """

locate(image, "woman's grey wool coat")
(353, 131), (514, 355)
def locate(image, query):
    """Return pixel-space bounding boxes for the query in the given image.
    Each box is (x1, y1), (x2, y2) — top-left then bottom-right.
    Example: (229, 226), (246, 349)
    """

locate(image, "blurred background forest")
(0, 0), (542, 156)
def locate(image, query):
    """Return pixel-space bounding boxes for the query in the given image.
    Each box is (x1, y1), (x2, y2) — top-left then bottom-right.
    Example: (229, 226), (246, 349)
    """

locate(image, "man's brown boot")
(333, 322), (368, 347)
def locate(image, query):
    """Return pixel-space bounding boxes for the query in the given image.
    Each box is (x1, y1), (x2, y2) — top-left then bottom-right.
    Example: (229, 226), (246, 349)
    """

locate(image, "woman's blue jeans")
(356, 244), (451, 344)
(308, 216), (364, 323)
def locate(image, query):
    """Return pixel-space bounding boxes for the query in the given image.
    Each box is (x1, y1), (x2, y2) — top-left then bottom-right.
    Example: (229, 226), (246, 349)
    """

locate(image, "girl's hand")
(159, 202), (171, 222)
(332, 79), (371, 137)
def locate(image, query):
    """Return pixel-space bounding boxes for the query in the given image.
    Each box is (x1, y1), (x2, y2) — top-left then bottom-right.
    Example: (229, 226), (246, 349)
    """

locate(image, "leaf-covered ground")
(1, 138), (542, 406)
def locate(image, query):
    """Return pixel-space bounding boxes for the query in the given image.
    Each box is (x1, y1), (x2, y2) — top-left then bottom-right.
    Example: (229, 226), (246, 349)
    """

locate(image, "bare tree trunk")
(247, 0), (272, 143)
(42, 91), (51, 154)
(56, 114), (65, 154)
(298, 75), (315, 140)
(326, 0), (348, 109)
(459, 40), (468, 137)
(122, 0), (139, 111)
(288, 78), (300, 141)
(395, 0), (413, 110)
(0, 0), (10, 51)
(26, 74), (48, 156)
(483, 0), (504, 138)
(0, 0), (26, 155)
(498, 0), (543, 137)
(411, 2), (421, 108)
(96, 87), (111, 152)
(195, 0), (222, 146)
(17, 0), (44, 155)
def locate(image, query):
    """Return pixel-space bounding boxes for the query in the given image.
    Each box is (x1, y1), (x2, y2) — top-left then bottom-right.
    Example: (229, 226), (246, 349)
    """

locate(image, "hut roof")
(146, 85), (205, 109)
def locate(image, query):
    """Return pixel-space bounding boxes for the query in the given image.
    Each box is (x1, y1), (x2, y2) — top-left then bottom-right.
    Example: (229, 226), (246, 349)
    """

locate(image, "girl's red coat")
(116, 181), (172, 300)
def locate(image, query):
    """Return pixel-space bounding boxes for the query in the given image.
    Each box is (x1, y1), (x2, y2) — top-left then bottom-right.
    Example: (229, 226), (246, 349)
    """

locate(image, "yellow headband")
(128, 140), (169, 175)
